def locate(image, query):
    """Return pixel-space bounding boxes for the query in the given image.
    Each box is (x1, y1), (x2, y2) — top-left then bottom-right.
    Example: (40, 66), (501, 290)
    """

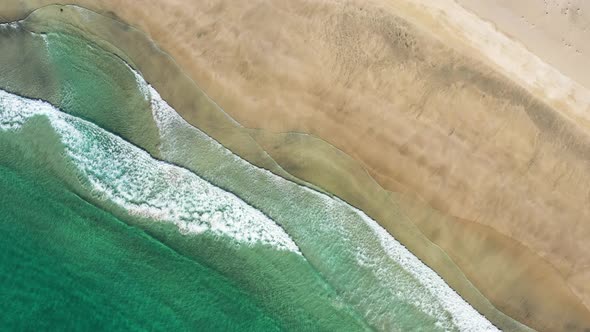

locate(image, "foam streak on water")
(140, 71), (499, 331)
(355, 204), (497, 331)
(0, 89), (301, 254)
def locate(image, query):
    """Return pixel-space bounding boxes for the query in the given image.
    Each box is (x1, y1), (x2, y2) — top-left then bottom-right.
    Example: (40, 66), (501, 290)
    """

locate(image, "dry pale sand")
(5, 1), (590, 331)
(457, 0), (590, 90)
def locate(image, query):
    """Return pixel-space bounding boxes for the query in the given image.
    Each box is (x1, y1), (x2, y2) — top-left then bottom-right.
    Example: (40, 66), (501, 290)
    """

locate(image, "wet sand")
(4, 1), (590, 331)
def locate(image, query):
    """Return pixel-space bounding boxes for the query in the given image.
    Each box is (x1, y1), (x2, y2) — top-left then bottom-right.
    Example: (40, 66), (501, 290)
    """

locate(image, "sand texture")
(4, 1), (590, 331)
(457, 0), (590, 90)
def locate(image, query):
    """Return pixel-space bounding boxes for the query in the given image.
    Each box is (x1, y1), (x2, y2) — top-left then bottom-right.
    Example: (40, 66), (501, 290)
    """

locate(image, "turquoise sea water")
(0, 6), (499, 331)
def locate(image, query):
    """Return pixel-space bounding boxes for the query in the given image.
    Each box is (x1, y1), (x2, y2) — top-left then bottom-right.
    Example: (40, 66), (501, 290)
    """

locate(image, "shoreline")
(4, 1), (590, 331)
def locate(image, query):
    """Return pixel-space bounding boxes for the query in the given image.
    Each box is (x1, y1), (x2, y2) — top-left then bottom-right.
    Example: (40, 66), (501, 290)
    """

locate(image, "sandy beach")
(5, 0), (590, 330)
(457, 0), (590, 91)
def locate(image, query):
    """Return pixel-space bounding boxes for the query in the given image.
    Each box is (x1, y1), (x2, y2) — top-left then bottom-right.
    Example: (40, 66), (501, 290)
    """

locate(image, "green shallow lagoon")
(0, 5), (501, 331)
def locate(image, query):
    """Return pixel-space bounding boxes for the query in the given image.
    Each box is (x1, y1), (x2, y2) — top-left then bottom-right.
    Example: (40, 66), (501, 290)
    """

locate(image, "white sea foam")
(0, 22), (19, 30)
(302, 186), (499, 331)
(41, 33), (50, 48)
(136, 72), (500, 330)
(0, 89), (301, 254)
(354, 205), (499, 331)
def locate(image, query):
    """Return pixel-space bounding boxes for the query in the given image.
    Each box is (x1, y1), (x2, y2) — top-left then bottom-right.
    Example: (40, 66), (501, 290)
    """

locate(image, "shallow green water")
(0, 6), (499, 331)
(0, 164), (281, 331)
